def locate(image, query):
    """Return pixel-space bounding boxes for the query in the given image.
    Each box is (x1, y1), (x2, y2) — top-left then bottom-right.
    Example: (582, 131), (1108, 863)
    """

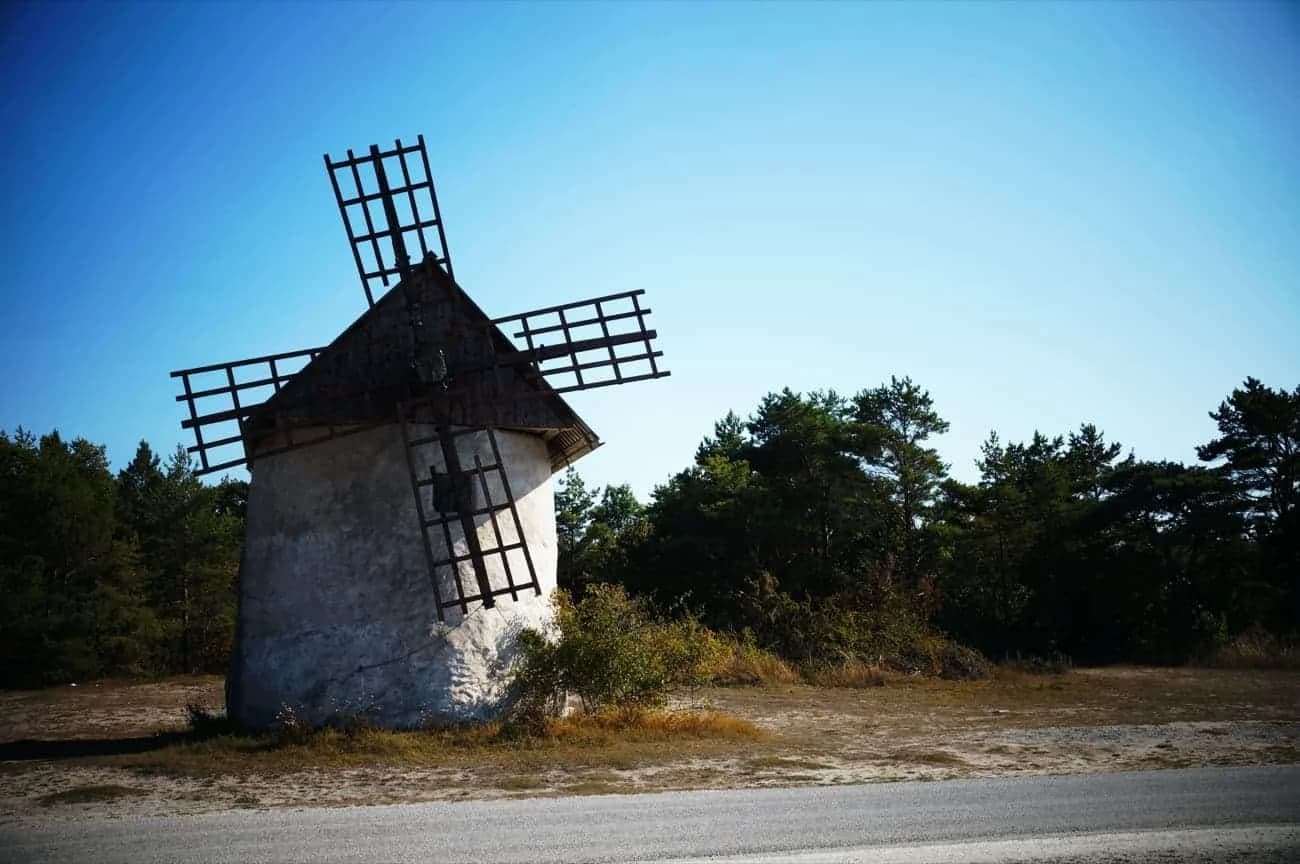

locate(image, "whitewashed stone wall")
(227, 424), (557, 729)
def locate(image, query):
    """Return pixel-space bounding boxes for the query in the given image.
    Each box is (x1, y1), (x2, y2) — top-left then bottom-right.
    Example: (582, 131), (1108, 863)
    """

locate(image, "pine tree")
(853, 376), (951, 592)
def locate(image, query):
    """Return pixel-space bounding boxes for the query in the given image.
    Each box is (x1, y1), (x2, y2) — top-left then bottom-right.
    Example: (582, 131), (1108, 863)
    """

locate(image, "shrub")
(712, 635), (801, 686)
(651, 616), (733, 687)
(932, 640), (994, 680)
(512, 585), (732, 720)
(741, 584), (992, 680)
(1208, 628), (1300, 669)
(511, 584), (992, 716)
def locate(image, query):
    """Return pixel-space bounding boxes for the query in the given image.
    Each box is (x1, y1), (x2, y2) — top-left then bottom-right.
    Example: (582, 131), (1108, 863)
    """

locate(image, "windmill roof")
(244, 259), (600, 471)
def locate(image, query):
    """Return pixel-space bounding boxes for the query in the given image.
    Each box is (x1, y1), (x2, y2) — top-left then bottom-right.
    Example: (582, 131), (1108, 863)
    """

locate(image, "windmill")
(169, 137), (668, 727)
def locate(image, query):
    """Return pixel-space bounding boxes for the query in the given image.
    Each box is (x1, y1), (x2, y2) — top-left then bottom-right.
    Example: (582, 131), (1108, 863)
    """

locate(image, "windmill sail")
(324, 136), (454, 306)
(167, 135), (670, 623)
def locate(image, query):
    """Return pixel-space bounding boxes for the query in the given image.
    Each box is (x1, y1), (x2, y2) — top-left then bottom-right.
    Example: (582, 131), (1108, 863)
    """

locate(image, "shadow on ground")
(0, 733), (192, 762)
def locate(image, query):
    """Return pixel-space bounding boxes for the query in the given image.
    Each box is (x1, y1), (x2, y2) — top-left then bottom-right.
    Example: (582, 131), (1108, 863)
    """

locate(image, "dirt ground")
(1, 667), (1297, 824)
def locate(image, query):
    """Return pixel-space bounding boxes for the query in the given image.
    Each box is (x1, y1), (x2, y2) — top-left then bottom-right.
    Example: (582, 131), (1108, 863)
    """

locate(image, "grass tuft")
(537, 707), (762, 742)
(39, 784), (146, 806)
(712, 641), (802, 686)
(1209, 630), (1300, 670)
(806, 659), (890, 689)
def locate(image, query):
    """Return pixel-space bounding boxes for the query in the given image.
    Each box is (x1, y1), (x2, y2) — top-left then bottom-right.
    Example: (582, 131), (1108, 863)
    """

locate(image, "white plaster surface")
(228, 424), (557, 729)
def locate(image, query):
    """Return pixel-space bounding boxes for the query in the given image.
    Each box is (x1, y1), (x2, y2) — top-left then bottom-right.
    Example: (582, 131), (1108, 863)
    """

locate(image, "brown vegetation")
(1209, 629), (1300, 670)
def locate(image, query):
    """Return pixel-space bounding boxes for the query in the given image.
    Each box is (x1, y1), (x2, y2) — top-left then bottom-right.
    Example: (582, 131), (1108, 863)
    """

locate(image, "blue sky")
(1, 2), (1297, 497)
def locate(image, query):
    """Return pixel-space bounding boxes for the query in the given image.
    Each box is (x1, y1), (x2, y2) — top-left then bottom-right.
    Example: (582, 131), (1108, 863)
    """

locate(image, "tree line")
(558, 376), (1298, 666)
(0, 434), (244, 687)
(1, 375), (1294, 687)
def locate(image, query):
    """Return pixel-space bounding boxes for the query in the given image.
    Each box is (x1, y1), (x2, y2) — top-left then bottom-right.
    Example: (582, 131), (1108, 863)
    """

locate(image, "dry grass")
(102, 707), (761, 779)
(712, 647), (911, 689)
(1210, 631), (1300, 670)
(712, 648), (986, 690)
(711, 643), (802, 686)
(542, 707), (760, 741)
(806, 659), (891, 689)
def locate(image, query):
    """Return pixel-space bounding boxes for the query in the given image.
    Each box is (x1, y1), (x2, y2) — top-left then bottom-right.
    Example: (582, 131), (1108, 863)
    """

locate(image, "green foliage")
(116, 443), (243, 673)
(626, 389), (901, 627)
(554, 467), (593, 582)
(711, 633), (801, 685)
(0, 429), (242, 686)
(1197, 377), (1299, 630)
(936, 418), (1273, 662)
(512, 585), (730, 718)
(628, 437), (762, 629)
(558, 375), (1297, 672)
(653, 615), (733, 688)
(4, 373), (1294, 690)
(739, 575), (989, 678)
(555, 471), (650, 594)
(0, 430), (160, 685)
(854, 376), (951, 590)
(1197, 377), (1299, 524)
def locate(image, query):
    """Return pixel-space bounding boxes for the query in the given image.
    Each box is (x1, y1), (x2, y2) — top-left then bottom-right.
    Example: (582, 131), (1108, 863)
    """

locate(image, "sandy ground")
(1, 667), (1297, 824)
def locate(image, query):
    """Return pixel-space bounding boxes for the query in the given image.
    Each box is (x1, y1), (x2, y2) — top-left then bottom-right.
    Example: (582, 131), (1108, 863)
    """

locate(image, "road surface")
(4, 766), (1298, 863)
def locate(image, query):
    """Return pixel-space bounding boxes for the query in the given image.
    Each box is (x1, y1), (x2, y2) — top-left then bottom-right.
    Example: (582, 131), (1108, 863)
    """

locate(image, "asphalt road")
(4, 766), (1298, 863)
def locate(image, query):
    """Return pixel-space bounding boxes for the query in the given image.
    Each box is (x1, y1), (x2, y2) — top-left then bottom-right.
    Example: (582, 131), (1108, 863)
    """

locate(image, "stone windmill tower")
(169, 137), (668, 728)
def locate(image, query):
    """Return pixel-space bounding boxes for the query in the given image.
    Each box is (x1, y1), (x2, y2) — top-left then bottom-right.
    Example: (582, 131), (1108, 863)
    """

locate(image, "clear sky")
(1, 2), (1297, 497)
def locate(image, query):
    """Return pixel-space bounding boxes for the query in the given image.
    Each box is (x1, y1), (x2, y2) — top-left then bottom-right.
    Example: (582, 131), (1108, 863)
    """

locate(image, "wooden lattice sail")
(169, 136), (668, 622)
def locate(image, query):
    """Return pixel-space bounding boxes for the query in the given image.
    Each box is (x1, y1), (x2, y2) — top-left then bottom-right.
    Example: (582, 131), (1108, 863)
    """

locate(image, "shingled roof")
(243, 259), (600, 471)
